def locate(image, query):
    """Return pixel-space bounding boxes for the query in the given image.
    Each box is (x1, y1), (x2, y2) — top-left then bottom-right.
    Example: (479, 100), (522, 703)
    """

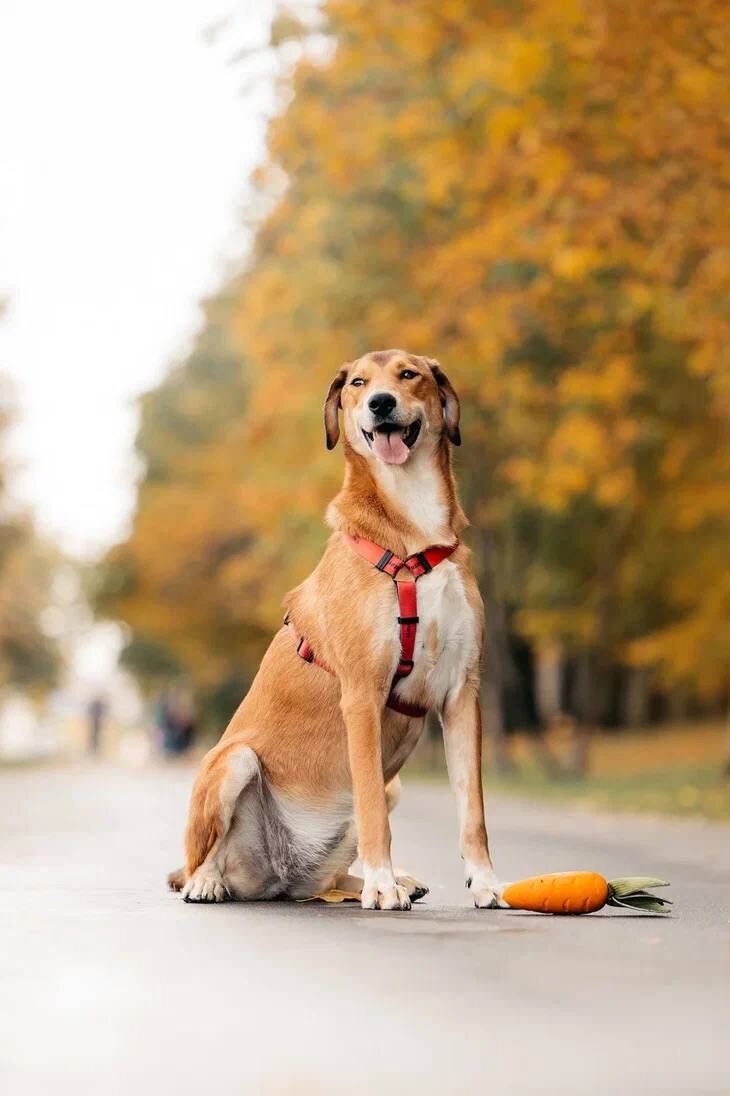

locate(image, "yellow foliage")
(103, 0), (730, 710)
(551, 246), (600, 281)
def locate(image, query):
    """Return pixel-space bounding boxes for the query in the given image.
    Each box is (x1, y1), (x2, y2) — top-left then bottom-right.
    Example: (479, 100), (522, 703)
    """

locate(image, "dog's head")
(323, 350), (460, 464)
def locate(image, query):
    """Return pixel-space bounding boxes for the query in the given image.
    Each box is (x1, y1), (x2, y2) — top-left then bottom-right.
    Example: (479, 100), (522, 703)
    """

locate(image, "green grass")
(410, 722), (730, 821)
(483, 761), (730, 821)
(0, 754), (53, 770)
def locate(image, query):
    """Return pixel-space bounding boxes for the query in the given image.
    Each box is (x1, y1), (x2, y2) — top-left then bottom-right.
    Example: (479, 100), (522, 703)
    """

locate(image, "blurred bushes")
(0, 381), (62, 695)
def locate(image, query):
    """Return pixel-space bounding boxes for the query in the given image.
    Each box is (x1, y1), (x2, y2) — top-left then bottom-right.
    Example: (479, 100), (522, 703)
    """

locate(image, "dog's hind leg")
(330, 872), (429, 903)
(324, 778), (428, 902)
(174, 743), (260, 903)
(385, 774), (402, 812)
(382, 776), (429, 899)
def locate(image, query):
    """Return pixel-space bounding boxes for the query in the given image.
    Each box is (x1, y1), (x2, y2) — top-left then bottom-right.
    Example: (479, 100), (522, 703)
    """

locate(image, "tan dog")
(168, 350), (500, 911)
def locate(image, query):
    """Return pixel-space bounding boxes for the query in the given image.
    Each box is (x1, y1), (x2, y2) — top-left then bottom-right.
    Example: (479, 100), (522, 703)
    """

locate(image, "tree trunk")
(568, 720), (593, 778)
(531, 645), (563, 777)
(573, 508), (634, 776)
(666, 685), (690, 724)
(535, 645), (562, 723)
(481, 670), (510, 773)
(568, 650), (599, 777)
(474, 525), (513, 774)
(622, 666), (650, 729)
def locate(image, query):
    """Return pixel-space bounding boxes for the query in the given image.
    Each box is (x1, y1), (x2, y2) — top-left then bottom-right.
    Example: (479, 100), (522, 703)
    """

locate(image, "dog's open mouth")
(362, 420), (421, 465)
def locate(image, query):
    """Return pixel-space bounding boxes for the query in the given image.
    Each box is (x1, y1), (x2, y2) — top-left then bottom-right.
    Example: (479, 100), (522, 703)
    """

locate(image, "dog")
(168, 349), (500, 911)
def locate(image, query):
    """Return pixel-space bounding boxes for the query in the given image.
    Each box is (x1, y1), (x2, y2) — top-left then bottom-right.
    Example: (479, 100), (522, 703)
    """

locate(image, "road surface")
(1, 759), (728, 1094)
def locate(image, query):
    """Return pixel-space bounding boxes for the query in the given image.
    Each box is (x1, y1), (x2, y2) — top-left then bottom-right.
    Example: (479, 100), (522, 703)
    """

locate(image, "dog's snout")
(368, 391), (397, 418)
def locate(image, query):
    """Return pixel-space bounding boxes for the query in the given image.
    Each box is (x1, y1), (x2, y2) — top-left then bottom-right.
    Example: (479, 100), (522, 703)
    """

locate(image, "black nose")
(368, 392), (397, 418)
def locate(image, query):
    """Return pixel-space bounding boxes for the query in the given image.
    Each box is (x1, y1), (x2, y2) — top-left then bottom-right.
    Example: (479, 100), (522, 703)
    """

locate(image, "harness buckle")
(412, 552), (432, 576)
(375, 549), (395, 573)
(397, 615), (419, 625)
(296, 637), (315, 663)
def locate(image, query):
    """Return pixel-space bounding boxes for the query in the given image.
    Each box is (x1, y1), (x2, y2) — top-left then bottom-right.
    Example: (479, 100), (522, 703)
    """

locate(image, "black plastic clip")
(376, 549), (395, 573)
(414, 552), (432, 575)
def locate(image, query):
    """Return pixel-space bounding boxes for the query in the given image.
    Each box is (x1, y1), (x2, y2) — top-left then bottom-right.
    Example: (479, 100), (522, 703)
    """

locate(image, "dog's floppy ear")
(427, 359), (461, 446)
(324, 367), (348, 450)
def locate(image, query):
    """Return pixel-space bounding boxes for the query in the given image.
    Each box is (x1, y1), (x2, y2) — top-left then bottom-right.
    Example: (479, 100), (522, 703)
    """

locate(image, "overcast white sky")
(0, 0), (275, 560)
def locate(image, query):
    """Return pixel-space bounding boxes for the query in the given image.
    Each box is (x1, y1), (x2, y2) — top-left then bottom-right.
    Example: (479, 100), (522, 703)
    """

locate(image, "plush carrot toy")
(501, 871), (671, 914)
(307, 871), (671, 913)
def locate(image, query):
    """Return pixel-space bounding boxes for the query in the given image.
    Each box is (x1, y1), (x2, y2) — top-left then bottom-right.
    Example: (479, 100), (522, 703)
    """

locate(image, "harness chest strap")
(286, 531), (458, 718)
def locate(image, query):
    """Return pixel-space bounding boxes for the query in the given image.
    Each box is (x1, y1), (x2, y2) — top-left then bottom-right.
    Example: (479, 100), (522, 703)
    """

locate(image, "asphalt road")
(1, 759), (728, 1095)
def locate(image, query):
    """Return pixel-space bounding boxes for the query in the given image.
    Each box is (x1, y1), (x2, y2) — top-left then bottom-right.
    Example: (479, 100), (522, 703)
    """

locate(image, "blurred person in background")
(86, 695), (106, 755)
(155, 683), (197, 757)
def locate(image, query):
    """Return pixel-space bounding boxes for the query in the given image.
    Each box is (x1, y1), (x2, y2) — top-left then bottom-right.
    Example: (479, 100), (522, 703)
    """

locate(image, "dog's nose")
(368, 391), (397, 418)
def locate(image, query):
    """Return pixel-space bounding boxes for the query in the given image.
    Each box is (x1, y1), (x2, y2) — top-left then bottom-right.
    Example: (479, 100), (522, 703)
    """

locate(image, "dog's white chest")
(394, 561), (479, 709)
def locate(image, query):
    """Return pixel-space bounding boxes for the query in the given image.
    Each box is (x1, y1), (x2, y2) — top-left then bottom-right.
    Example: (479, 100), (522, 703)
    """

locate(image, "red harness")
(286, 532), (458, 718)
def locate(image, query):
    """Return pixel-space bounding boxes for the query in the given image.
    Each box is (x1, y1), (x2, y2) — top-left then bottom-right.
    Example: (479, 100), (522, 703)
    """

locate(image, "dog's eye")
(351, 377), (366, 387)
(400, 370), (418, 380)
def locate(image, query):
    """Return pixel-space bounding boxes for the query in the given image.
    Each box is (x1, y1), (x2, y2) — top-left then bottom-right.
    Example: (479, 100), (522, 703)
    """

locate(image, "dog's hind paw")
(395, 872), (429, 903)
(182, 869), (230, 904)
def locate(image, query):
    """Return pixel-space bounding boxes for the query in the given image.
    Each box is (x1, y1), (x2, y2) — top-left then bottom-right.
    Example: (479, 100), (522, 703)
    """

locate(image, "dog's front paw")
(361, 866), (412, 911)
(466, 865), (506, 910)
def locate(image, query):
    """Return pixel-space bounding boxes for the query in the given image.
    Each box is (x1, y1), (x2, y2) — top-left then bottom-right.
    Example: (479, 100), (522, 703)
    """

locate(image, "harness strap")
(285, 616), (428, 718)
(342, 533), (457, 582)
(343, 533), (458, 680)
(395, 580), (418, 678)
(286, 531), (458, 718)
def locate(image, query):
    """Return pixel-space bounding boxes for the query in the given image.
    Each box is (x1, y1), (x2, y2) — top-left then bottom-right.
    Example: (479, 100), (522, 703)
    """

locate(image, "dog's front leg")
(340, 686), (411, 911)
(441, 683), (502, 909)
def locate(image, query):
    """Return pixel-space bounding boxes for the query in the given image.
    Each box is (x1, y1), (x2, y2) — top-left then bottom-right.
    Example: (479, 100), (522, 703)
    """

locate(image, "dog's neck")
(326, 439), (467, 557)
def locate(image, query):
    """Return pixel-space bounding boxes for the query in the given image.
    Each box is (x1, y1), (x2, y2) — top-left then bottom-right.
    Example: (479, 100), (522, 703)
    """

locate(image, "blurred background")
(1, 0), (728, 818)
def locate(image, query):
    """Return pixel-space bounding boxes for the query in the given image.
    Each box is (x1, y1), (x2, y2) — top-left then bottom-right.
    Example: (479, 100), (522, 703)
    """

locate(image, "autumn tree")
(0, 379), (61, 694)
(103, 1), (730, 754)
(95, 285), (266, 722)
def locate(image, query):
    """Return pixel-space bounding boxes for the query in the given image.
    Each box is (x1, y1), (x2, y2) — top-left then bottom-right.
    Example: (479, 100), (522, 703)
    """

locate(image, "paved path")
(1, 760), (728, 1095)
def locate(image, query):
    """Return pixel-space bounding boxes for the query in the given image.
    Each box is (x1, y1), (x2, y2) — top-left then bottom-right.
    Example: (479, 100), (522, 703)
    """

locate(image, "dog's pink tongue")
(373, 429), (409, 464)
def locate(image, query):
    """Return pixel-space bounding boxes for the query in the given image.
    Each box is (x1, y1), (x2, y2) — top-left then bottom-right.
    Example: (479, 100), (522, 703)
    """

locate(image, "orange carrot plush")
(501, 872), (671, 914)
